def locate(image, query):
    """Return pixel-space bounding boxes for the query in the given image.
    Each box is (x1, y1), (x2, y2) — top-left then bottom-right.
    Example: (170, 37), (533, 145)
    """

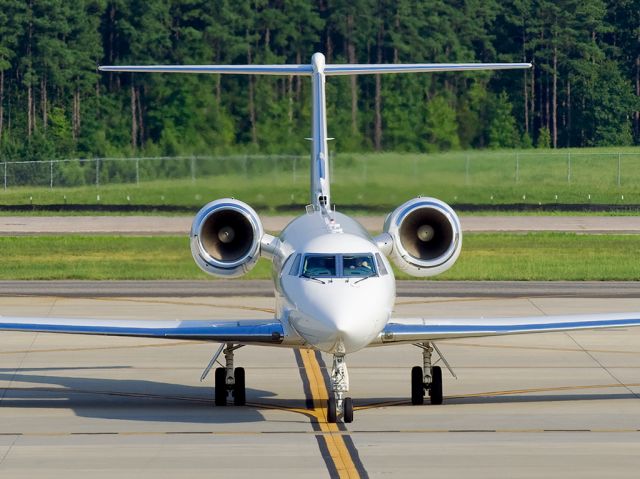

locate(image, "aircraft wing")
(0, 317), (284, 344)
(376, 312), (640, 345)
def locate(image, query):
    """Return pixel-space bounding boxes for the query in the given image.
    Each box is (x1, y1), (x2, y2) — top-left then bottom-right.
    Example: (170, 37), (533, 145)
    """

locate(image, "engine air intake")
(191, 199), (263, 277)
(381, 197), (462, 277)
(399, 207), (454, 261)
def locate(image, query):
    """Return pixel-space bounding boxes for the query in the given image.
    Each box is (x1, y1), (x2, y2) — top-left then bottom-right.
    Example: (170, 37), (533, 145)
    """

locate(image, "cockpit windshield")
(301, 255), (337, 277)
(300, 254), (377, 279)
(342, 254), (376, 277)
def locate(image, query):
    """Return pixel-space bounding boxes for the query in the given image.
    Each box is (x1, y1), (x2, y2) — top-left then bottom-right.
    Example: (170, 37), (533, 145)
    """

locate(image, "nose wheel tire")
(327, 396), (337, 423)
(233, 367), (246, 406)
(327, 396), (353, 423)
(429, 366), (443, 405)
(214, 367), (227, 406)
(343, 397), (354, 423)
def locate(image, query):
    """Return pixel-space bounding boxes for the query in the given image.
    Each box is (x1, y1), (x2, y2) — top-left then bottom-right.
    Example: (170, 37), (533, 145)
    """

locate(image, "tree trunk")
(634, 55), (640, 139)
(347, 15), (357, 136)
(247, 44), (257, 144)
(530, 64), (535, 137)
(522, 27), (528, 135)
(130, 83), (137, 149)
(566, 80), (571, 147)
(27, 85), (33, 137)
(287, 74), (293, 131)
(295, 50), (301, 101)
(524, 69), (529, 135)
(136, 85), (144, 145)
(72, 88), (81, 139)
(0, 70), (4, 140)
(545, 71), (550, 131)
(552, 44), (557, 148)
(41, 76), (47, 129)
(374, 25), (383, 151)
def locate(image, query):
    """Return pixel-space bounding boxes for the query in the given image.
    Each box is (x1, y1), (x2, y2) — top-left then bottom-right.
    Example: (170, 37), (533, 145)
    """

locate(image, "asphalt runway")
(2, 293), (640, 477)
(4, 279), (640, 298)
(2, 215), (640, 235)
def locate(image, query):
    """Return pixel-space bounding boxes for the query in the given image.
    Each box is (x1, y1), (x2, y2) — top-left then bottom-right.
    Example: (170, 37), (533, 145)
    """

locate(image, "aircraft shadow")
(0, 368), (310, 424)
(358, 391), (640, 408)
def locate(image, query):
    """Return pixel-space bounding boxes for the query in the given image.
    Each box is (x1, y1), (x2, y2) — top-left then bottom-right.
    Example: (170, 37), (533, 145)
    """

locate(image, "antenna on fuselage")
(99, 56), (530, 211)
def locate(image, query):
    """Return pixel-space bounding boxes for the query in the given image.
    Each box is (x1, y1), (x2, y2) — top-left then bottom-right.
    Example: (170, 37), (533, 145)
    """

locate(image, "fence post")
(50, 160), (53, 189)
(515, 152), (519, 183)
(363, 155), (367, 183)
(567, 152), (571, 183)
(191, 156), (196, 182)
(465, 154), (470, 185)
(3, 162), (6, 190)
(136, 158), (140, 185)
(292, 157), (297, 183)
(96, 158), (100, 187)
(617, 152), (621, 187)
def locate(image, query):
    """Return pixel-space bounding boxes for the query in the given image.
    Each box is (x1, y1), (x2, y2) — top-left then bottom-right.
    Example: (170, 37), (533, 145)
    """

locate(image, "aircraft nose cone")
(289, 280), (394, 354)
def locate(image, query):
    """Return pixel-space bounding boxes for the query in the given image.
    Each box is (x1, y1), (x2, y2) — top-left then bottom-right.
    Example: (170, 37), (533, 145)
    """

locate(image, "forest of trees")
(0, 0), (638, 163)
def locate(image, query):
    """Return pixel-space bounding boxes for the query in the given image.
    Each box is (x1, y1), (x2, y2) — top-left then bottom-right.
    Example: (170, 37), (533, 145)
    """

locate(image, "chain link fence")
(1, 152), (639, 190)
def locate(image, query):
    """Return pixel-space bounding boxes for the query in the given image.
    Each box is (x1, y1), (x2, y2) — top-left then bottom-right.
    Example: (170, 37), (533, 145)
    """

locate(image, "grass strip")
(2, 148), (640, 210)
(0, 233), (638, 281)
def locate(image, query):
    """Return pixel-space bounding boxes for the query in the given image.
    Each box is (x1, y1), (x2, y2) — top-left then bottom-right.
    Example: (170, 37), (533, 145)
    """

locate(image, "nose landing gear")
(327, 354), (354, 423)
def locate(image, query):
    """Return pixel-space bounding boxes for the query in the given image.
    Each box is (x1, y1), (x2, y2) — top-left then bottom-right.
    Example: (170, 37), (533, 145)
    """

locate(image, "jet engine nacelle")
(190, 198), (264, 277)
(377, 197), (462, 277)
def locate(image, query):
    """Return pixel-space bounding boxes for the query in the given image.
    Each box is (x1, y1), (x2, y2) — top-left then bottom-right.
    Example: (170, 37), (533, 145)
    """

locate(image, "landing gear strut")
(327, 354), (354, 423)
(411, 342), (443, 405)
(214, 343), (246, 406)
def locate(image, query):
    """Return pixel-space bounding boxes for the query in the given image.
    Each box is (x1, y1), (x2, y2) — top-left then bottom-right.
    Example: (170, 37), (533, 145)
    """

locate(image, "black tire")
(411, 366), (424, 405)
(214, 367), (227, 406)
(343, 397), (354, 423)
(233, 367), (246, 406)
(430, 366), (443, 405)
(327, 396), (337, 423)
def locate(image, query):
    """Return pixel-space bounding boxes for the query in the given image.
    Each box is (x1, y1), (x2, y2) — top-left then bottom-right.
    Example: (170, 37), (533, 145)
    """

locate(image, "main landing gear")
(214, 344), (246, 406)
(411, 342), (448, 405)
(327, 354), (354, 423)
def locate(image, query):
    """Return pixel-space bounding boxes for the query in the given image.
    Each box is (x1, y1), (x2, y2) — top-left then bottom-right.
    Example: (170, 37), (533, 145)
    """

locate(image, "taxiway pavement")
(2, 215), (640, 235)
(1, 293), (640, 477)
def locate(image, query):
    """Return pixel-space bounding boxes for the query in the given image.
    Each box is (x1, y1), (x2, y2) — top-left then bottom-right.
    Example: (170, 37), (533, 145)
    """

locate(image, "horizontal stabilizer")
(99, 62), (531, 76)
(324, 63), (532, 75)
(99, 64), (313, 75)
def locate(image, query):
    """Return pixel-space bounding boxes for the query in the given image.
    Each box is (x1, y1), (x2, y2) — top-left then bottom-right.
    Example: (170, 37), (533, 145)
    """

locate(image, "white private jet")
(2, 53), (640, 423)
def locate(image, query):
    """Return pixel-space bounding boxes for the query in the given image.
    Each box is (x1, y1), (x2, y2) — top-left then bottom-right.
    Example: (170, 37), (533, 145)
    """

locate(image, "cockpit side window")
(289, 254), (302, 276)
(375, 253), (388, 275)
(342, 254), (377, 277)
(302, 255), (336, 277)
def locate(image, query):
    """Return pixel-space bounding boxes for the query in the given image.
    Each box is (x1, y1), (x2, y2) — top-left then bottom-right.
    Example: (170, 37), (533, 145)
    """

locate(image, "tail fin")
(99, 54), (530, 210)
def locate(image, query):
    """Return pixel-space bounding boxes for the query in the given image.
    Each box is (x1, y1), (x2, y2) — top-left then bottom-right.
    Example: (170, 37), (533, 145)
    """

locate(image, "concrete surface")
(1, 294), (640, 477)
(4, 280), (640, 298)
(2, 215), (640, 235)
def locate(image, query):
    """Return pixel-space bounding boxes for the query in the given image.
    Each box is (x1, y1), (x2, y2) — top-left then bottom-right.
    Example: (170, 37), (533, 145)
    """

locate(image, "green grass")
(1, 233), (639, 281)
(2, 147), (640, 212)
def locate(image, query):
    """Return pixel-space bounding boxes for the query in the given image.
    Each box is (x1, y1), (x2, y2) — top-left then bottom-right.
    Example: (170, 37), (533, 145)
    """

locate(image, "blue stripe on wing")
(379, 315), (640, 344)
(386, 318), (640, 335)
(0, 320), (284, 343)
